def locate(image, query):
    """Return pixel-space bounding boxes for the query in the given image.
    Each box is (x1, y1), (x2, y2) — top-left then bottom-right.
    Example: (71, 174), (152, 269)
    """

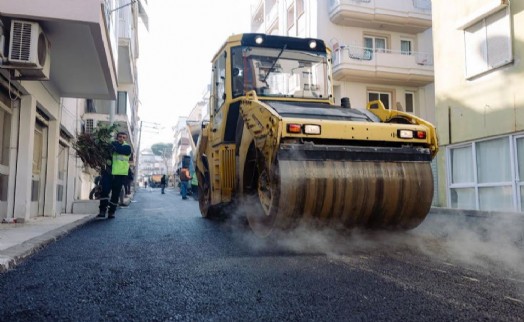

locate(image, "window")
(116, 91), (127, 115)
(368, 91), (391, 109)
(86, 99), (96, 113)
(364, 36), (387, 53)
(0, 103), (11, 203)
(405, 92), (414, 113)
(212, 51), (226, 113)
(401, 39), (412, 55)
(464, 7), (512, 78)
(448, 136), (515, 211)
(57, 144), (67, 202)
(516, 137), (524, 210)
(297, 0), (304, 18)
(287, 4), (295, 33)
(85, 119), (94, 134)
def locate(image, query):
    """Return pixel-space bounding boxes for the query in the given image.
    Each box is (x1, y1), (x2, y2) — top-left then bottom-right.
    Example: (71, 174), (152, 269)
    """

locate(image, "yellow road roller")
(194, 33), (438, 237)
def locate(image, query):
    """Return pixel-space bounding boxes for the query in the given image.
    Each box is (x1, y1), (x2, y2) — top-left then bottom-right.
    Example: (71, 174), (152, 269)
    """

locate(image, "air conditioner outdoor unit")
(8, 20), (51, 80)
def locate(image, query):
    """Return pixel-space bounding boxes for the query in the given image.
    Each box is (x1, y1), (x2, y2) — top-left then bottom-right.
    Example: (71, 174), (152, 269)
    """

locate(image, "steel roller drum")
(247, 159), (434, 237)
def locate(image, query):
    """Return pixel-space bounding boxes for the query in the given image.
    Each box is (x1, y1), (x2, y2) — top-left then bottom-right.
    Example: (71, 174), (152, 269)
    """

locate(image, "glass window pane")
(368, 92), (379, 102)
(520, 186), (524, 211)
(375, 38), (386, 52)
(401, 40), (412, 55)
(0, 108), (11, 166)
(0, 173), (7, 201)
(58, 145), (67, 180)
(57, 185), (64, 202)
(33, 128), (43, 174)
(451, 146), (474, 183)
(31, 180), (39, 201)
(364, 37), (373, 50)
(450, 188), (476, 209)
(479, 186), (513, 211)
(476, 137), (510, 183)
(405, 92), (414, 113)
(379, 93), (390, 109)
(516, 137), (524, 180)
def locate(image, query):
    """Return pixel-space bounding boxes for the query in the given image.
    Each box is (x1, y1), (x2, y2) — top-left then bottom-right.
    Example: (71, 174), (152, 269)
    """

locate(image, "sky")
(137, 1), (252, 148)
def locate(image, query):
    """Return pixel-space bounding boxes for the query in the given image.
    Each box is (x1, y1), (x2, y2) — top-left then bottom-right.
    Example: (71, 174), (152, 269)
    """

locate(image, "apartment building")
(250, 0), (434, 119)
(0, 0), (147, 222)
(137, 148), (167, 184)
(172, 117), (191, 172)
(432, 0), (523, 212)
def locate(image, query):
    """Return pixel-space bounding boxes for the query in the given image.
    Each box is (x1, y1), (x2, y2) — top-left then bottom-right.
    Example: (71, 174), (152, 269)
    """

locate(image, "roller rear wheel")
(198, 171), (219, 218)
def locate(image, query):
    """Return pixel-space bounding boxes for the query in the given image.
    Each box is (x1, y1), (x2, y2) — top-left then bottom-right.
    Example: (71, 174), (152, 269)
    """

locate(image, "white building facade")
(432, 0), (524, 213)
(0, 0), (147, 222)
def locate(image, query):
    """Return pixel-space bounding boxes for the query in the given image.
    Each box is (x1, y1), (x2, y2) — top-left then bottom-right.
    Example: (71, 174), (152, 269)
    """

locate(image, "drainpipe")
(6, 96), (20, 221)
(109, 101), (115, 125)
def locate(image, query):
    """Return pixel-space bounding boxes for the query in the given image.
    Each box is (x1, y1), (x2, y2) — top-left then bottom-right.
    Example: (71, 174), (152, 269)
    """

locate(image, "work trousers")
(99, 173), (125, 214)
(180, 180), (189, 198)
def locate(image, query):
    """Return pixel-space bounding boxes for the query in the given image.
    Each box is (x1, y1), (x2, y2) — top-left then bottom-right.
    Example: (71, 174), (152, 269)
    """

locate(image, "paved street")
(0, 187), (523, 321)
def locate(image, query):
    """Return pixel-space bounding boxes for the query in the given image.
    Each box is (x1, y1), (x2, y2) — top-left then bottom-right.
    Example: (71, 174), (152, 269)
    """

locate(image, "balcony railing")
(329, 0), (431, 12)
(328, 0), (431, 33)
(332, 44), (434, 86)
(265, 2), (278, 28)
(334, 45), (433, 65)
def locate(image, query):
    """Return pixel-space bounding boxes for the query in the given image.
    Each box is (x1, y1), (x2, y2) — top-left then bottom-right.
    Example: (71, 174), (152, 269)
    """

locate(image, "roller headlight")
(304, 124), (321, 135)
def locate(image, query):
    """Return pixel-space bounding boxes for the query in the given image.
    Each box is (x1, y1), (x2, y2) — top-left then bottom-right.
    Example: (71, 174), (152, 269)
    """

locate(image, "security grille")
(85, 119), (94, 134)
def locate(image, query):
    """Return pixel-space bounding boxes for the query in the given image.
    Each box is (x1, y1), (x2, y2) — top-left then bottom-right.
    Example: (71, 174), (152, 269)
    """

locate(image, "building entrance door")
(57, 143), (68, 214)
(0, 102), (12, 219)
(31, 121), (48, 217)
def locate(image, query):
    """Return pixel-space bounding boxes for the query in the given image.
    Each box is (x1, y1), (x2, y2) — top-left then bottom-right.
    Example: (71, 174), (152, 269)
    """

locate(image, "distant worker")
(190, 170), (198, 199)
(160, 174), (167, 194)
(179, 165), (191, 200)
(98, 131), (132, 219)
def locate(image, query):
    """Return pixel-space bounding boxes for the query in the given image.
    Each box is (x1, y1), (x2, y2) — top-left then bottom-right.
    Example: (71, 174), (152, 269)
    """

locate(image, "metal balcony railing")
(329, 0), (431, 14)
(333, 44), (434, 66)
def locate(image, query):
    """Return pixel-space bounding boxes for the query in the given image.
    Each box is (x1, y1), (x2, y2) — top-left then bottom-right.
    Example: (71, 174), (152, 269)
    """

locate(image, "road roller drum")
(247, 158), (434, 237)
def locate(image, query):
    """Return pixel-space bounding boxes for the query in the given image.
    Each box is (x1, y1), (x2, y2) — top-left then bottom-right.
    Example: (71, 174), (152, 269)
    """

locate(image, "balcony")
(118, 15), (136, 85)
(265, 3), (279, 30)
(332, 45), (434, 86)
(251, 0), (264, 31)
(117, 0), (148, 85)
(0, 0), (118, 99)
(328, 0), (432, 34)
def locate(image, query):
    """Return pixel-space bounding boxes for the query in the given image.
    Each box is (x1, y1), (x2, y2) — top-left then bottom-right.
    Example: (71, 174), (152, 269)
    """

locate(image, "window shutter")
(486, 8), (511, 68)
(464, 20), (487, 78)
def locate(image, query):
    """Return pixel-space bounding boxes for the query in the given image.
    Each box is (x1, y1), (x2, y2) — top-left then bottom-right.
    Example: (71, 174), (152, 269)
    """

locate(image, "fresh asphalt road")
(1, 187), (523, 321)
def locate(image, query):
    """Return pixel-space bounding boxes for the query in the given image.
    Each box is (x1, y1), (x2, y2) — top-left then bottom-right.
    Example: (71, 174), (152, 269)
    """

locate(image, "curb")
(0, 215), (96, 273)
(430, 207), (524, 221)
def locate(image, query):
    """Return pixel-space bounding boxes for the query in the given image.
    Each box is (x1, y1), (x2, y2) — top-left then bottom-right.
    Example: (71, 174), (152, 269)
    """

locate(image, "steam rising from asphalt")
(228, 202), (524, 279)
(413, 211), (524, 276)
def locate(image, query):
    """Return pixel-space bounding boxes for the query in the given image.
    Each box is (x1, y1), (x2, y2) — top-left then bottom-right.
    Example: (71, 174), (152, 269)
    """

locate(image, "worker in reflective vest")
(98, 131), (132, 219)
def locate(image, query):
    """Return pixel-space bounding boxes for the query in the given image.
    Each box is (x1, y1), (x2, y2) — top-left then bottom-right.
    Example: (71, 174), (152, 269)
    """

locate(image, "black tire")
(198, 171), (220, 218)
(245, 147), (280, 237)
(89, 186), (102, 200)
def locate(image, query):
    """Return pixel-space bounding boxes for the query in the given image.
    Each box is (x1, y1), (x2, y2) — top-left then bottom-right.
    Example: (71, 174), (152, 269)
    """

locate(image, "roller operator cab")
(195, 33), (439, 237)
